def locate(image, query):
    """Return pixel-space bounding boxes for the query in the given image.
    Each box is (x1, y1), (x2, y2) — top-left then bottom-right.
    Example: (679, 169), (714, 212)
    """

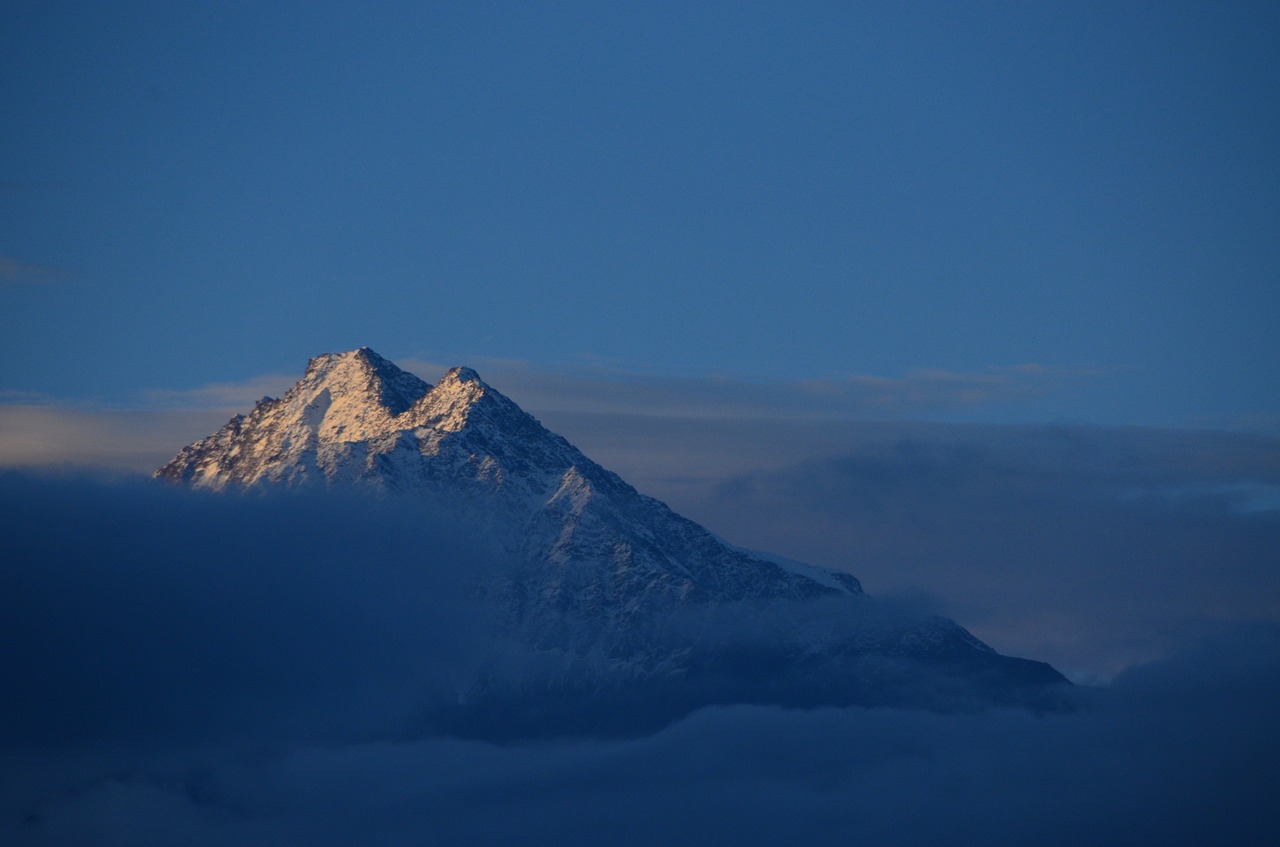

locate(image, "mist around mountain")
(148, 348), (1068, 736)
(1, 473), (1277, 846)
(3, 350), (1275, 843)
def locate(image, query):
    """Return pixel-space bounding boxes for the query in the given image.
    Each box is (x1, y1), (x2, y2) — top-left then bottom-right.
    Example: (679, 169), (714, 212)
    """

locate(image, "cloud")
(1, 358), (1082, 476)
(396, 357), (1097, 421)
(0, 405), (234, 473)
(0, 478), (513, 783)
(0, 374), (293, 473)
(143, 374), (298, 409)
(4, 358), (1277, 688)
(0, 475), (1275, 846)
(9, 661), (1278, 846)
(0, 255), (67, 285)
(661, 424), (1280, 683)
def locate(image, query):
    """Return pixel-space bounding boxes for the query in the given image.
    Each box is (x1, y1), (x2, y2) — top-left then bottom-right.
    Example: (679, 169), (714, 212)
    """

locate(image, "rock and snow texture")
(158, 348), (862, 612)
(158, 348), (1067, 725)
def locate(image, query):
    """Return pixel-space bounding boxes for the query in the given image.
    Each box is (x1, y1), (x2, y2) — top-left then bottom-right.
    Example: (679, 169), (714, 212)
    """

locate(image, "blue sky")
(1, 0), (1279, 680)
(2, 1), (1277, 430)
(2, 7), (1279, 838)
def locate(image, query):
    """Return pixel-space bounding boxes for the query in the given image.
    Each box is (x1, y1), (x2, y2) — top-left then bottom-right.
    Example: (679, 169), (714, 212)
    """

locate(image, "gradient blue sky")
(3, 0), (1279, 678)
(3, 9), (1280, 837)
(2, 1), (1277, 430)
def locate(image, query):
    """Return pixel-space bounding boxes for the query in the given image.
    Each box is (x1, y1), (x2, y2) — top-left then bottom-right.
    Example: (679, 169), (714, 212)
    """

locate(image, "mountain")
(157, 348), (1069, 737)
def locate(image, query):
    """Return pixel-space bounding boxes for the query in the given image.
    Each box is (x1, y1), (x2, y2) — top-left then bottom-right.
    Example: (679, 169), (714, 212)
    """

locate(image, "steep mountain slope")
(158, 348), (1068, 735)
(158, 349), (863, 610)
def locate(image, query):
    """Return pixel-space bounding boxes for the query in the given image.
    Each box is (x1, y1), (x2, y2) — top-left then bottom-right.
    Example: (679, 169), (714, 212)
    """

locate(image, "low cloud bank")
(5, 358), (1275, 686)
(0, 477), (497, 752)
(1, 475), (1277, 845)
(4, 397), (1277, 682)
(0, 405), (233, 473)
(602, 422), (1280, 682)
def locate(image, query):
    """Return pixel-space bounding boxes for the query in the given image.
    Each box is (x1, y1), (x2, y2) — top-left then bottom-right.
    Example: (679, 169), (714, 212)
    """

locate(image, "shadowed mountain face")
(158, 348), (1069, 737)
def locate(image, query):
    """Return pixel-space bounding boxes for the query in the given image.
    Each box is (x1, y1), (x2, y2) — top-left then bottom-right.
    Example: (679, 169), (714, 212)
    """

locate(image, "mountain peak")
(410, 364), (517, 438)
(301, 348), (430, 417)
(444, 365), (483, 385)
(156, 348), (1068, 726)
(305, 346), (384, 377)
(155, 349), (870, 606)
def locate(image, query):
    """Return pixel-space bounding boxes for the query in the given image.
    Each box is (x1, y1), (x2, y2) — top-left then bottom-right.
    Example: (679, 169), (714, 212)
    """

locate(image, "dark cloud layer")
(0, 478), (495, 749)
(553, 419), (1280, 682)
(1, 475), (1277, 845)
(4, 405), (1276, 683)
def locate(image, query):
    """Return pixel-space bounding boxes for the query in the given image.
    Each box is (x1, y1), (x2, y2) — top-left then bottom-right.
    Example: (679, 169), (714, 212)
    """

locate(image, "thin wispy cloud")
(0, 255), (67, 285)
(798, 364), (1103, 414)
(0, 405), (233, 472)
(398, 358), (1100, 421)
(0, 375), (295, 472)
(0, 388), (53, 403)
(143, 373), (297, 409)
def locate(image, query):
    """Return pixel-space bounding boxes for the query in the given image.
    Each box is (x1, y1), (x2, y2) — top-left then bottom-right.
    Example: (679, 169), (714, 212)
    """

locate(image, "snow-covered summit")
(304, 346), (432, 416)
(157, 348), (1067, 729)
(156, 348), (860, 604)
